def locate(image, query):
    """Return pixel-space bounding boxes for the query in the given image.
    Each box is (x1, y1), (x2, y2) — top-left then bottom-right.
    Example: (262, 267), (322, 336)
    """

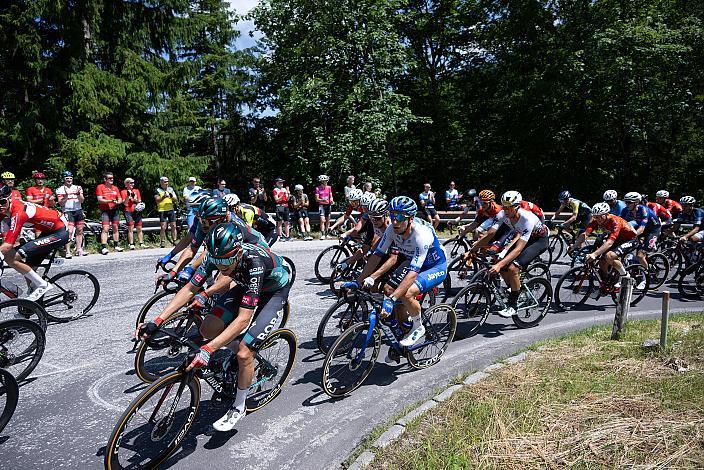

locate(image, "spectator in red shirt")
(121, 178), (145, 250)
(273, 177), (291, 241)
(1, 172), (23, 201)
(26, 171), (55, 208)
(95, 171), (124, 255)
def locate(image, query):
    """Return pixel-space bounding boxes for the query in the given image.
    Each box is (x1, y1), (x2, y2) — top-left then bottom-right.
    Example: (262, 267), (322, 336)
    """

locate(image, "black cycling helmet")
(0, 184), (11, 199)
(62, 170), (73, 178)
(558, 190), (571, 202)
(206, 223), (244, 259)
(197, 197), (228, 220)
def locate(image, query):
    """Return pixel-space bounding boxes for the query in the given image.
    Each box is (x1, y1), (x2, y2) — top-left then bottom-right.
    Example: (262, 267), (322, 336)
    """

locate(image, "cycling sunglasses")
(371, 215), (386, 222)
(389, 212), (410, 223)
(212, 252), (241, 266)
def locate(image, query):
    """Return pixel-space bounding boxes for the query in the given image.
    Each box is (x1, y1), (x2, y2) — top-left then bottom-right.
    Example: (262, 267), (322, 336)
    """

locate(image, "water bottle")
(388, 319), (403, 339)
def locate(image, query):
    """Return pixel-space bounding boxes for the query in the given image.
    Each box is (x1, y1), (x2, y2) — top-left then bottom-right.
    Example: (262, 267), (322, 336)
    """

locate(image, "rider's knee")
(236, 341), (254, 363)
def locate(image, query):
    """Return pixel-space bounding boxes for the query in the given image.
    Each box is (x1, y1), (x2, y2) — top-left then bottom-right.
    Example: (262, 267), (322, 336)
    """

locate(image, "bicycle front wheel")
(104, 371), (201, 470)
(44, 269), (100, 322)
(314, 245), (350, 283)
(549, 235), (565, 262)
(442, 237), (469, 258)
(246, 329), (297, 412)
(450, 282), (491, 337)
(0, 318), (46, 381)
(316, 297), (371, 354)
(0, 368), (19, 434)
(0, 298), (48, 332)
(407, 304), (457, 369)
(135, 290), (175, 329)
(512, 277), (552, 328)
(555, 265), (594, 311)
(646, 253), (670, 290)
(282, 256), (297, 286)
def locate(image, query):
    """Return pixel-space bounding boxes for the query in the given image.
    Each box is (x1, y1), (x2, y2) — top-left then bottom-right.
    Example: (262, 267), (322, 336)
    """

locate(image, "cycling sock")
(508, 291), (520, 308)
(409, 314), (421, 327)
(24, 270), (45, 289)
(234, 387), (248, 412)
(616, 265), (627, 275)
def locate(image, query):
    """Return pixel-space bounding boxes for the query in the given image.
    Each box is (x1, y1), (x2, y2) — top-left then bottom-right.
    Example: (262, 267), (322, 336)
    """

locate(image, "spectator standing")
(154, 176), (178, 248)
(362, 182), (373, 196)
(292, 184), (313, 240)
(96, 172), (124, 254)
(445, 181), (459, 210)
(56, 170), (86, 258)
(343, 175), (356, 200)
(272, 178), (291, 241)
(249, 176), (268, 210)
(26, 171), (55, 207)
(211, 178), (231, 199)
(315, 174), (333, 239)
(182, 177), (202, 226)
(121, 178), (144, 250)
(1, 172), (23, 201)
(419, 183), (440, 229)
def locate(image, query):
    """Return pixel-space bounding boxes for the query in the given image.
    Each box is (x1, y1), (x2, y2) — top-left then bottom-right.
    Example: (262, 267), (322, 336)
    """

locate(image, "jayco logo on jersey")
(427, 270), (445, 281)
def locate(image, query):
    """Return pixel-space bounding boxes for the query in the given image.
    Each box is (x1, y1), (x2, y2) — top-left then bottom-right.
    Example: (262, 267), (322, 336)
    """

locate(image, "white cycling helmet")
(367, 199), (388, 216)
(656, 190), (669, 198)
(318, 174), (329, 182)
(680, 195), (696, 205)
(360, 192), (376, 208)
(223, 193), (240, 208)
(623, 191), (641, 203)
(294, 184), (303, 191)
(592, 202), (610, 216)
(500, 190), (522, 207)
(134, 202), (146, 212)
(347, 188), (363, 201)
(603, 190), (618, 202)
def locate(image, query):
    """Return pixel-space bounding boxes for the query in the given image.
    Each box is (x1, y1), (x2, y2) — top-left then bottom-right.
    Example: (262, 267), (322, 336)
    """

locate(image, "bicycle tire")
(134, 312), (203, 383)
(314, 245), (351, 283)
(316, 297), (371, 354)
(246, 328), (297, 412)
(407, 304), (457, 369)
(612, 265), (649, 306)
(450, 282), (492, 337)
(555, 265), (595, 311)
(442, 237), (469, 258)
(646, 253), (670, 290)
(0, 318), (46, 381)
(43, 269), (100, 322)
(0, 298), (48, 332)
(441, 255), (478, 302)
(677, 262), (704, 300)
(549, 235), (565, 262)
(525, 261), (551, 282)
(104, 371), (201, 470)
(282, 256), (297, 286)
(0, 368), (19, 434)
(512, 277), (552, 328)
(135, 290), (175, 329)
(321, 321), (381, 398)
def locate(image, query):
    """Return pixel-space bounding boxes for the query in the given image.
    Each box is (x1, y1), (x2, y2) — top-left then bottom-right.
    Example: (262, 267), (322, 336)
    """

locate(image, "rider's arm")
(590, 238), (614, 258)
(168, 233), (194, 265)
(357, 253), (382, 284)
(494, 239), (527, 270)
(189, 250), (207, 271)
(470, 226), (497, 251)
(171, 241), (196, 273)
(372, 252), (398, 279)
(682, 225), (701, 239)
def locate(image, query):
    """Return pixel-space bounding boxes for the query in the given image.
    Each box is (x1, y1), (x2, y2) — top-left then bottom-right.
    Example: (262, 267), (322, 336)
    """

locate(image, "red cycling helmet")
(32, 171), (46, 179)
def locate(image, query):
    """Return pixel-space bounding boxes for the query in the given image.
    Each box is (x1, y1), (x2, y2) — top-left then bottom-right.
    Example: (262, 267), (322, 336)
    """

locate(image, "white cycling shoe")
(25, 283), (54, 303)
(497, 306), (517, 318)
(400, 324), (425, 347)
(213, 406), (246, 432)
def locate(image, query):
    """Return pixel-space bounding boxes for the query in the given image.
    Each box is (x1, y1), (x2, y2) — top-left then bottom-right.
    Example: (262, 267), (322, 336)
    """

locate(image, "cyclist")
(620, 192), (661, 288)
(642, 194), (672, 225)
(551, 190), (592, 233)
(353, 199), (400, 293)
(468, 191), (549, 317)
(603, 190), (626, 216)
(0, 185), (69, 301)
(139, 223), (290, 431)
(673, 196), (704, 243)
(655, 190), (683, 219)
(315, 175), (334, 239)
(96, 171), (124, 254)
(519, 198), (544, 222)
(356, 196), (447, 347)
(25, 171), (55, 208)
(419, 183), (440, 229)
(453, 189), (502, 239)
(1, 172), (23, 201)
(336, 193), (379, 273)
(55, 170), (86, 258)
(121, 178), (144, 250)
(229, 195), (278, 246)
(329, 188), (362, 233)
(570, 202), (638, 293)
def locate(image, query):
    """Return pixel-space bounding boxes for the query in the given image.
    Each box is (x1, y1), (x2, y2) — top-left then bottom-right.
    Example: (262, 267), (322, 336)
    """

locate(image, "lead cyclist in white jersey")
(353, 196), (447, 347)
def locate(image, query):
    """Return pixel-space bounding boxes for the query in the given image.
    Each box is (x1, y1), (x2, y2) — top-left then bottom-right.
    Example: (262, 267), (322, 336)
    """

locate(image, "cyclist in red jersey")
(655, 190), (682, 218)
(455, 189), (501, 240)
(520, 199), (544, 221)
(642, 195), (672, 223)
(0, 185), (69, 301)
(25, 171), (56, 208)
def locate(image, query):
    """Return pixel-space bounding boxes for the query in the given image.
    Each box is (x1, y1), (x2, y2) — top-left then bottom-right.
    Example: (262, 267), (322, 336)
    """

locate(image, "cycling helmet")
(500, 190), (522, 207)
(294, 184), (303, 191)
(623, 191), (641, 203)
(62, 170), (73, 178)
(360, 192), (376, 208)
(680, 195), (696, 205)
(197, 197), (228, 220)
(368, 199), (388, 216)
(465, 188), (477, 198)
(206, 223), (244, 260)
(318, 174), (329, 182)
(134, 202), (146, 212)
(347, 188), (363, 201)
(592, 202), (610, 216)
(388, 196), (417, 217)
(188, 189), (210, 206)
(32, 171), (45, 179)
(1, 172), (15, 179)
(478, 189), (495, 202)
(656, 190), (669, 199)
(558, 190), (571, 202)
(603, 190), (617, 201)
(0, 185), (11, 198)
(223, 193), (240, 208)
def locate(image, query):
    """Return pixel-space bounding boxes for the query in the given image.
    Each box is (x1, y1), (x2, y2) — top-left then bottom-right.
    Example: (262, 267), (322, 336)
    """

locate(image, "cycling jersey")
(490, 208), (549, 242)
(445, 189), (459, 209)
(646, 202), (672, 222)
(609, 200), (626, 216)
(373, 218), (446, 273)
(675, 207), (704, 227)
(584, 214), (637, 243)
(120, 188), (142, 212)
(357, 213), (375, 246)
(26, 186), (54, 207)
(96, 184), (121, 210)
(238, 203), (276, 233)
(662, 199), (683, 218)
(620, 205), (661, 230)
(315, 185), (333, 205)
(1, 200), (66, 245)
(561, 198), (591, 217)
(189, 214), (268, 252)
(56, 185), (83, 211)
(519, 200), (544, 221)
(154, 187), (175, 212)
(475, 202), (502, 225)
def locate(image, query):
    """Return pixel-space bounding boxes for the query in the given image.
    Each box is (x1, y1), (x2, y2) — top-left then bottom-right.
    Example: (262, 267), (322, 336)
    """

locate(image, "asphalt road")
(0, 240), (701, 469)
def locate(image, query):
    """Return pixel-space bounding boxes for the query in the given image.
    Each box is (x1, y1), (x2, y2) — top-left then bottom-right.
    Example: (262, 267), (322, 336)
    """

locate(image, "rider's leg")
(499, 263), (521, 310)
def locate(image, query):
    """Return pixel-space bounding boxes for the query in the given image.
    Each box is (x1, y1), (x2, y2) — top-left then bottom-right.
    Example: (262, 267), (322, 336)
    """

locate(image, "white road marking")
(87, 368), (134, 412)
(31, 361), (100, 378)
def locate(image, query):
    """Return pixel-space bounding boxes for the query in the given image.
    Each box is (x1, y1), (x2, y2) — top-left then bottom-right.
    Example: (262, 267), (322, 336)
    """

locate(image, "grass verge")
(367, 314), (704, 469)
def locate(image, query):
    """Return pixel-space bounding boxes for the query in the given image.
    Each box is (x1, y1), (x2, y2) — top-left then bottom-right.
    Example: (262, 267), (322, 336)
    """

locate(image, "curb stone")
(346, 350), (530, 469)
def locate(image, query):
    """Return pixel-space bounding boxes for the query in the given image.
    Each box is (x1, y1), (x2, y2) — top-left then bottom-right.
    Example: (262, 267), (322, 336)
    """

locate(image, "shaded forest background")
(1, 0), (703, 210)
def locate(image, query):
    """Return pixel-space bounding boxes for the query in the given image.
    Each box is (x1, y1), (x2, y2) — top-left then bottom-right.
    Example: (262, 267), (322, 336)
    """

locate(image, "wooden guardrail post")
(660, 291), (670, 348)
(611, 275), (634, 340)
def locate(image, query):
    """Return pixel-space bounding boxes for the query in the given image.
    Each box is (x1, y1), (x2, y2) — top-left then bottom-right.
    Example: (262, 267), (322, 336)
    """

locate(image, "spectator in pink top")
(315, 174), (334, 239)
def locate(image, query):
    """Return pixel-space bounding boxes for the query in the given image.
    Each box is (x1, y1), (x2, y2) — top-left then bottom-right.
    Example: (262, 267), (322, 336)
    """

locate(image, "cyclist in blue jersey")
(620, 192), (661, 287)
(603, 190), (626, 216)
(674, 196), (704, 243)
(352, 196), (447, 348)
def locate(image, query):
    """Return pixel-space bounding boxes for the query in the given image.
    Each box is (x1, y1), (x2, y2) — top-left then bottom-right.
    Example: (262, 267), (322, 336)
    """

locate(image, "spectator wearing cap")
(1, 172), (23, 201)
(211, 178), (231, 199)
(96, 171), (124, 254)
(315, 174), (333, 239)
(154, 176), (179, 248)
(343, 175), (356, 200)
(121, 178), (145, 250)
(292, 184), (313, 240)
(249, 176), (268, 211)
(26, 171), (55, 208)
(273, 177), (291, 241)
(56, 171), (86, 258)
(182, 176), (202, 226)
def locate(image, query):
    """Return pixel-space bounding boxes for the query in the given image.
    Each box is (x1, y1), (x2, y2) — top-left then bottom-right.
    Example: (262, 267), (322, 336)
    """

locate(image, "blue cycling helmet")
(558, 190), (571, 202)
(62, 170), (73, 178)
(388, 196), (417, 217)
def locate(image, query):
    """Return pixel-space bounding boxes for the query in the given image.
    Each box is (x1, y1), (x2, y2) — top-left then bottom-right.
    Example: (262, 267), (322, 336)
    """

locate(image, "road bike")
(0, 368), (18, 434)
(320, 288), (456, 398)
(105, 327), (296, 470)
(677, 256), (704, 300)
(0, 317), (46, 381)
(314, 237), (361, 283)
(545, 220), (577, 262)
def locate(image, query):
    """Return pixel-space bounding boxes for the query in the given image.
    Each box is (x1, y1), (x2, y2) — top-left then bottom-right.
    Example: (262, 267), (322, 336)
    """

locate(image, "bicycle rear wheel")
(646, 253), (670, 290)
(246, 329), (297, 412)
(104, 371), (201, 470)
(0, 368), (19, 434)
(512, 277), (552, 328)
(314, 245), (350, 283)
(442, 237), (469, 258)
(282, 256), (297, 286)
(441, 255), (478, 302)
(321, 322), (381, 398)
(0, 298), (48, 332)
(549, 235), (565, 262)
(677, 262), (704, 300)
(135, 290), (175, 329)
(450, 282), (491, 337)
(555, 265), (594, 311)
(43, 270), (100, 322)
(316, 297), (371, 354)
(407, 304), (457, 369)
(0, 318), (46, 381)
